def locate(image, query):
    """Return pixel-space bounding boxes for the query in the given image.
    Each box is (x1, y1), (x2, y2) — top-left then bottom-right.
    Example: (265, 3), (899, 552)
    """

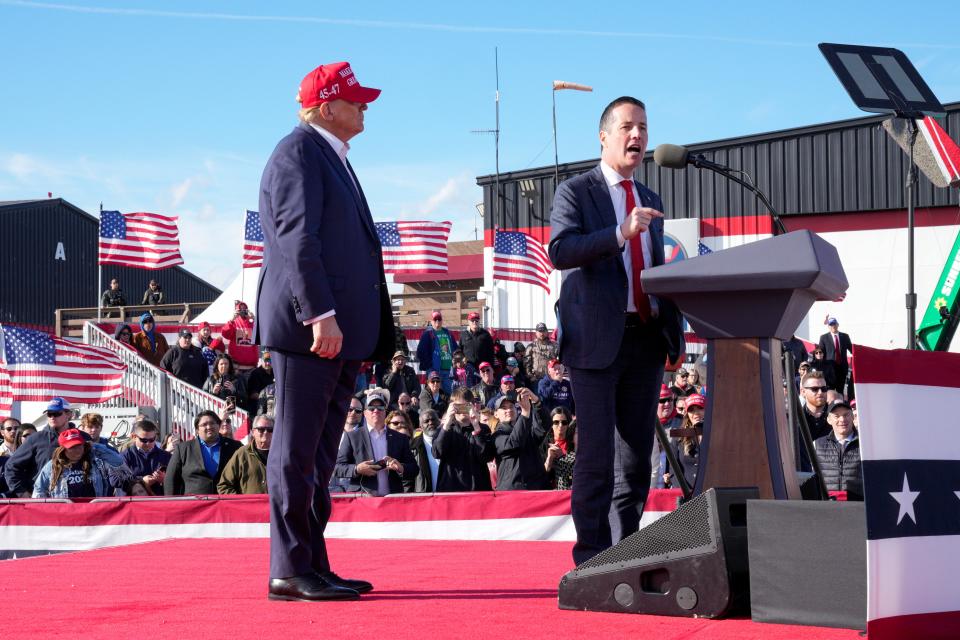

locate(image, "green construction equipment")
(917, 230), (960, 351)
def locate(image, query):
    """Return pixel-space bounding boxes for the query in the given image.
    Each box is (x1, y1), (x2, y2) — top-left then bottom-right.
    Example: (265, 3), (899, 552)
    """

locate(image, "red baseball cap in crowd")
(685, 394), (706, 410)
(502, 375), (515, 384)
(58, 428), (85, 449)
(198, 321), (210, 329)
(431, 311), (443, 320)
(467, 312), (480, 321)
(659, 384), (673, 400)
(297, 62), (381, 108)
(548, 358), (561, 369)
(478, 362), (492, 371)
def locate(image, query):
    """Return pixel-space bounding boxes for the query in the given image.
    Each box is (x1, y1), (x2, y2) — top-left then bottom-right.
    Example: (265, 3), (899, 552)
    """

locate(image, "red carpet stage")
(1, 537), (862, 640)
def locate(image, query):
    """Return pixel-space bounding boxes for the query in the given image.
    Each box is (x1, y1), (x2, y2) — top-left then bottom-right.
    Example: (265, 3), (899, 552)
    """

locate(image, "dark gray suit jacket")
(254, 122), (394, 362)
(548, 165), (684, 369)
(334, 426), (419, 495)
(164, 437), (242, 496)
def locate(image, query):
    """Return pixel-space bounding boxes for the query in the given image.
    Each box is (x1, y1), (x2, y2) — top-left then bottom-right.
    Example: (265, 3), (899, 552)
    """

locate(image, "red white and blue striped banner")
(0, 490), (681, 553)
(855, 346), (960, 640)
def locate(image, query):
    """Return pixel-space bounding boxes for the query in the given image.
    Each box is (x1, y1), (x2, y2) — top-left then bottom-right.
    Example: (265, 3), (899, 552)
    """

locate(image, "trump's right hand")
(311, 316), (343, 359)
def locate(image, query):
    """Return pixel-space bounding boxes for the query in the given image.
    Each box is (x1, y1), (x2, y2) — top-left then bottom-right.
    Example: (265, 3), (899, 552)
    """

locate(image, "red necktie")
(621, 180), (651, 320)
(834, 334), (841, 363)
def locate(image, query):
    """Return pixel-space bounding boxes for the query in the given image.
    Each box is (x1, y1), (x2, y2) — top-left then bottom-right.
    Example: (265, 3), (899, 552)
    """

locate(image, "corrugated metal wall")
(479, 102), (960, 232)
(0, 199), (220, 328)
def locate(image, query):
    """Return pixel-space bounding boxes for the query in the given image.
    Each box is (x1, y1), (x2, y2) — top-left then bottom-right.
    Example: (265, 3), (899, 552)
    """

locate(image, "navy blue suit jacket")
(334, 426), (418, 495)
(548, 165), (684, 370)
(254, 122), (393, 361)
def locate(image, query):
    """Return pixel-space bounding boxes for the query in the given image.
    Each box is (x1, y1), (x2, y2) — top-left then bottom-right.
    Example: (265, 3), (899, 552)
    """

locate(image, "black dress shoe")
(318, 570), (374, 594)
(268, 573), (360, 601)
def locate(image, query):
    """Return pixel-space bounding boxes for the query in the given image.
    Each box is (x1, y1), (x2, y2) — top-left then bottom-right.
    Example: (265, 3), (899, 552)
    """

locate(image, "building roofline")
(0, 198), (221, 295)
(477, 100), (960, 185)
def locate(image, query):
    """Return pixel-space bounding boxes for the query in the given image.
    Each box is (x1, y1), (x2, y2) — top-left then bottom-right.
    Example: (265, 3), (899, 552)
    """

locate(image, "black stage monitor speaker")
(558, 487), (759, 618)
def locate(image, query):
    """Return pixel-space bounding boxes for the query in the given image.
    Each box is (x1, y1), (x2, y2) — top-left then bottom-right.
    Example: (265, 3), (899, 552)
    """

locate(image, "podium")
(642, 230), (847, 499)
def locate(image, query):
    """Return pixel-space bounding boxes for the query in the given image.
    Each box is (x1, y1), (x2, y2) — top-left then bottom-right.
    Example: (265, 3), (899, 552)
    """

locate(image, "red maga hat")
(685, 393), (706, 410)
(58, 428), (85, 449)
(297, 62), (381, 108)
(659, 384), (673, 400)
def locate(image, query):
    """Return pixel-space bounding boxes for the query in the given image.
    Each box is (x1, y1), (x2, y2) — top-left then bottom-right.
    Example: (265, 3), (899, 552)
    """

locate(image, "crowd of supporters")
(0, 309), (861, 503)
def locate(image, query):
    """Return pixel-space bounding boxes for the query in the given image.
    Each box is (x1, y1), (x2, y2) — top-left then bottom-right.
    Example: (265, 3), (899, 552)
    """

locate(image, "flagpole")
(240, 209), (246, 304)
(97, 202), (103, 322)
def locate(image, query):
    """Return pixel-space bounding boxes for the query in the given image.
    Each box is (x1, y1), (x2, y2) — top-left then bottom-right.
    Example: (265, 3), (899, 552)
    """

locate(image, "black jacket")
(432, 425), (495, 492)
(334, 426), (419, 495)
(460, 327), (495, 368)
(670, 438), (701, 490)
(5, 427), (64, 495)
(419, 387), (449, 417)
(799, 403), (831, 471)
(383, 366), (422, 407)
(814, 431), (862, 499)
(164, 437), (242, 495)
(470, 382), (499, 408)
(142, 288), (164, 305)
(101, 288), (127, 307)
(160, 345), (209, 389)
(493, 410), (550, 490)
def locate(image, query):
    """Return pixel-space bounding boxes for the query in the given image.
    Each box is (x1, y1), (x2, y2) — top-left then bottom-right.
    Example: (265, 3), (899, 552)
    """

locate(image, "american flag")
(0, 325), (127, 404)
(99, 210), (184, 269)
(242, 209), (264, 268)
(492, 230), (553, 292)
(375, 220), (452, 274)
(0, 367), (12, 417)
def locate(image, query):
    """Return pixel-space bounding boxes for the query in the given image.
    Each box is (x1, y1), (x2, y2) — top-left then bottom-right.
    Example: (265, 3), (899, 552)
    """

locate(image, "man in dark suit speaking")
(255, 61), (394, 601)
(548, 96), (685, 565)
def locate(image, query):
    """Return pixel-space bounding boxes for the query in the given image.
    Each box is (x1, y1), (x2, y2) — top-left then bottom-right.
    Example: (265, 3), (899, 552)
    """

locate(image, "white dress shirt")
(367, 424), (390, 496)
(599, 161), (658, 315)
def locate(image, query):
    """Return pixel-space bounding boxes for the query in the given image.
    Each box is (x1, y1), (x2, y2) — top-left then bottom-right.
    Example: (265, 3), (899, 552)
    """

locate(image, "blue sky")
(2, 0), (960, 289)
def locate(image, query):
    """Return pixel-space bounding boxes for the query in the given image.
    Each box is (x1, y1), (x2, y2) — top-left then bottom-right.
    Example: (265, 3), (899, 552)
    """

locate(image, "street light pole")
(552, 80), (593, 185)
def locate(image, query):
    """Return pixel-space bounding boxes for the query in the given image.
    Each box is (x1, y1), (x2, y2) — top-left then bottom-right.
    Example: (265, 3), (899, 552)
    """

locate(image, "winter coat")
(460, 327), (495, 368)
(431, 424), (495, 492)
(536, 377), (575, 414)
(382, 366), (422, 406)
(142, 287), (164, 305)
(525, 339), (559, 383)
(203, 374), (247, 402)
(2, 426), (123, 495)
(814, 431), (863, 499)
(132, 322), (169, 368)
(217, 442), (268, 494)
(220, 315), (259, 367)
(160, 344), (209, 389)
(493, 410), (550, 490)
(419, 386), (449, 417)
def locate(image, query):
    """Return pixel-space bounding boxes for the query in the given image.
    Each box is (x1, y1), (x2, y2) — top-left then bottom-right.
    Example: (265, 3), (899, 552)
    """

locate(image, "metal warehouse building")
(475, 103), (960, 350)
(0, 199), (221, 330)
(477, 102), (960, 237)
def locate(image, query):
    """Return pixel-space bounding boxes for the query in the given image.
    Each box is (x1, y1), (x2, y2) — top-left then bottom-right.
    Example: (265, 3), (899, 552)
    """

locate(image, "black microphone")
(653, 144), (730, 171)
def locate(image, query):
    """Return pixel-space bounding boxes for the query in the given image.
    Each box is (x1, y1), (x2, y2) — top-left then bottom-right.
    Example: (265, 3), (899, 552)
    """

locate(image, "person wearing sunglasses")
(0, 418), (21, 457)
(121, 419), (171, 495)
(342, 396), (365, 434)
(219, 415), (274, 495)
(544, 407), (576, 490)
(334, 389), (418, 496)
(4, 397), (78, 497)
(113, 323), (136, 352)
(651, 385), (680, 489)
(798, 371), (832, 472)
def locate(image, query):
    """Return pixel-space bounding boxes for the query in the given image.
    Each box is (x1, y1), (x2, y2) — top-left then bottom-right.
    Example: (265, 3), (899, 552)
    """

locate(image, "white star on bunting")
(890, 473), (921, 525)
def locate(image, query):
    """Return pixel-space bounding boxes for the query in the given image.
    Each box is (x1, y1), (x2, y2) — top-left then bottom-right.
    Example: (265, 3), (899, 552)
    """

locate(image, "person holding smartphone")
(491, 387), (550, 491)
(430, 389), (495, 492)
(334, 389), (418, 496)
(121, 419), (171, 495)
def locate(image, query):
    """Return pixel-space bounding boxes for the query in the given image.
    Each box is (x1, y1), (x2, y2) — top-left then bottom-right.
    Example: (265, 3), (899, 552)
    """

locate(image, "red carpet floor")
(0, 538), (862, 640)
